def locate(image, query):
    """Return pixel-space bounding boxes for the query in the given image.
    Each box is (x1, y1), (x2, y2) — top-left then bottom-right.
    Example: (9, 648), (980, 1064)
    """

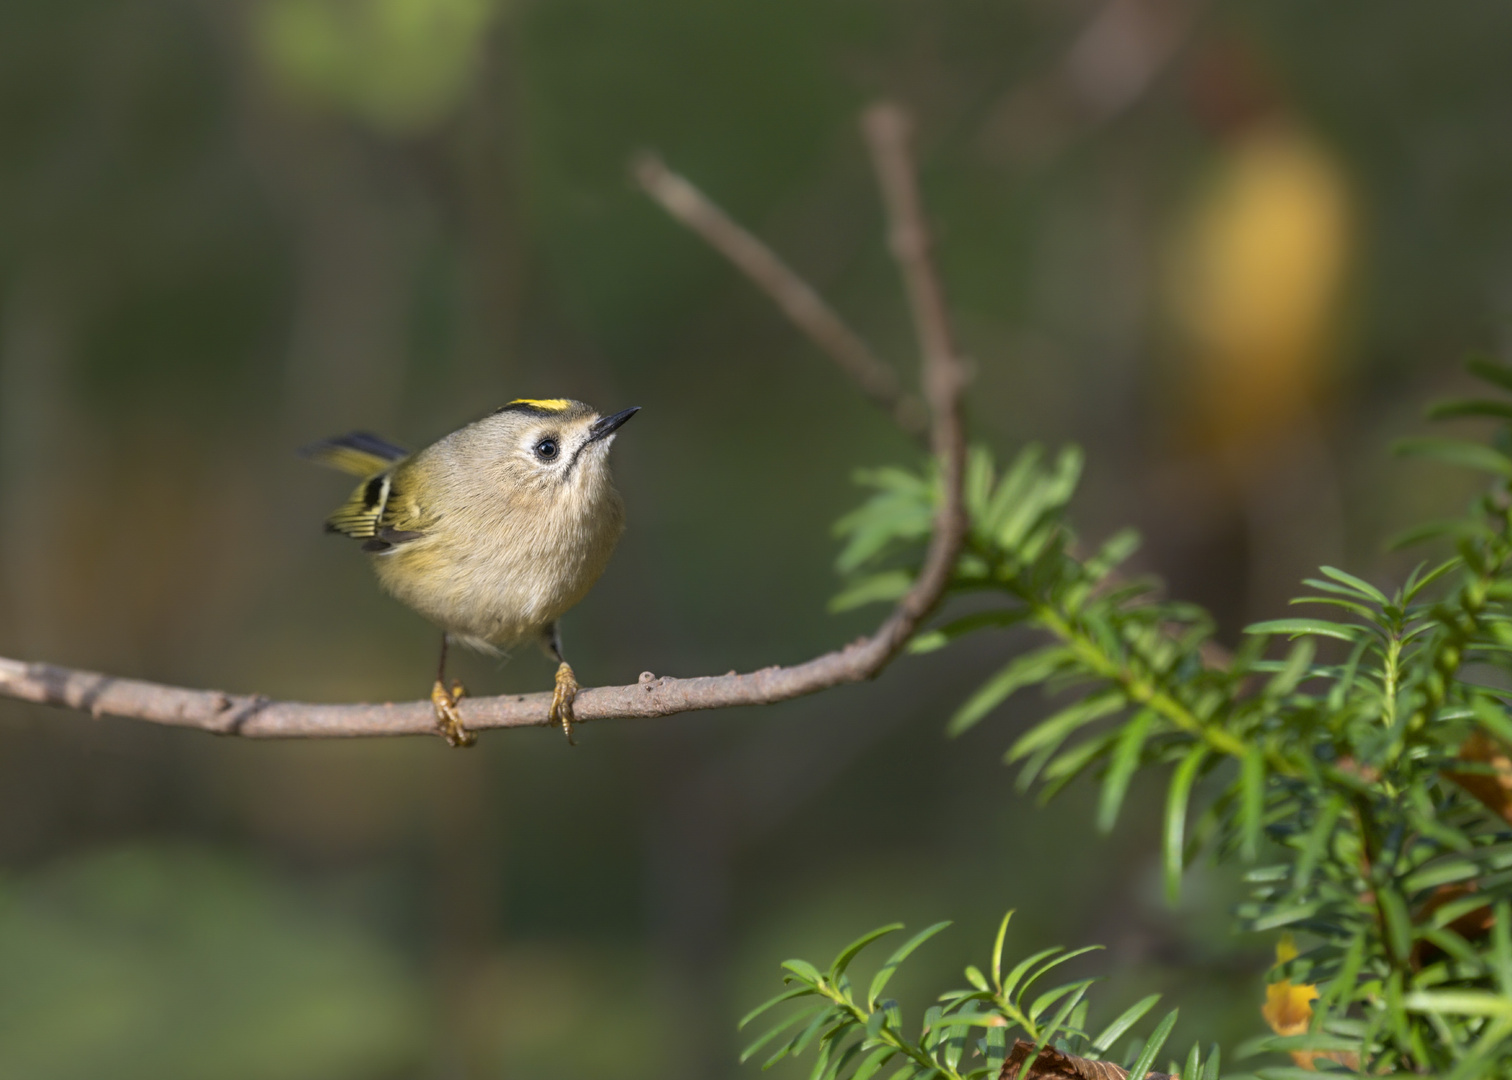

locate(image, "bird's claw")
(431, 680), (476, 748)
(549, 662), (579, 745)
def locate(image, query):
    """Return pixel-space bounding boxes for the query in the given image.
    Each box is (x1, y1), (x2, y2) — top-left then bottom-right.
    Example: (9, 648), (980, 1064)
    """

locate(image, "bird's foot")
(431, 680), (476, 748)
(549, 662), (579, 745)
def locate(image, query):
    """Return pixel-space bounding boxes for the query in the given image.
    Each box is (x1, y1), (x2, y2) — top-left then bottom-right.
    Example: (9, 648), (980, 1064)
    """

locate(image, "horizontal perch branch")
(0, 103), (968, 741)
(0, 641), (919, 739)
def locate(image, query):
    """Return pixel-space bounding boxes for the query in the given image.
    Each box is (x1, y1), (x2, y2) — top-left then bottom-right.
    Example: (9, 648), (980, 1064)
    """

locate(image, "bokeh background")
(2, 2), (1510, 1077)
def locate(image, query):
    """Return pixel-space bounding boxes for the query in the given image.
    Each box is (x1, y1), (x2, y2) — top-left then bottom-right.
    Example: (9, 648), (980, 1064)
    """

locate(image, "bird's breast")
(373, 483), (625, 648)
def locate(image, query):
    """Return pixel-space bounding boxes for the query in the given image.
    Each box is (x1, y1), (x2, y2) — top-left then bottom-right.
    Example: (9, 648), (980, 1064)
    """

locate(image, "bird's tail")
(297, 431), (409, 476)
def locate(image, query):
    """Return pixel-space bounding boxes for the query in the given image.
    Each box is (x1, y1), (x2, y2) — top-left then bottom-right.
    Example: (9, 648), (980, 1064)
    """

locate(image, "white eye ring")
(534, 438), (560, 461)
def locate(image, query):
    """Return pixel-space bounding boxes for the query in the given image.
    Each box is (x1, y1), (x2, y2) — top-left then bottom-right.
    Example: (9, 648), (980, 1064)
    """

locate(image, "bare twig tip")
(862, 102), (912, 144)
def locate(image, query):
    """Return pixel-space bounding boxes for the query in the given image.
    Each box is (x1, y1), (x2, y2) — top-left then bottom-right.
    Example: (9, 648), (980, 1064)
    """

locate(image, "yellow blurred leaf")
(1168, 124), (1351, 451)
(1260, 977), (1353, 1072)
(1262, 978), (1318, 1037)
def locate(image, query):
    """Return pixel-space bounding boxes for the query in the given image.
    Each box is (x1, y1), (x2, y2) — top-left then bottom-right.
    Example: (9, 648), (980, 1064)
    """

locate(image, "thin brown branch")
(862, 107), (966, 466)
(632, 152), (929, 440)
(1, 103), (968, 741)
(855, 104), (970, 659)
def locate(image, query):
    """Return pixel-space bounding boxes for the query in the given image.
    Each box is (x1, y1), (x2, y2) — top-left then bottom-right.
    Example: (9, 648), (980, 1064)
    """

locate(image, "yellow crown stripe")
(506, 398), (572, 412)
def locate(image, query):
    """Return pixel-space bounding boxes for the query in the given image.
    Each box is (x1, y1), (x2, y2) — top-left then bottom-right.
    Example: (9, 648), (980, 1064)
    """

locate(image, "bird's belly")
(371, 520), (618, 649)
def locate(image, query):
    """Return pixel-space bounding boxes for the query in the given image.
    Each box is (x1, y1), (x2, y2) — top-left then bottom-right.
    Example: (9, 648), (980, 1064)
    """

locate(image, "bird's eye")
(534, 438), (560, 461)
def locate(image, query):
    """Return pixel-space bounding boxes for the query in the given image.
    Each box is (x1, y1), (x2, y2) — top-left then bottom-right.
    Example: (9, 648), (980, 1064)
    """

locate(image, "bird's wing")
(298, 431), (410, 477)
(324, 461), (433, 552)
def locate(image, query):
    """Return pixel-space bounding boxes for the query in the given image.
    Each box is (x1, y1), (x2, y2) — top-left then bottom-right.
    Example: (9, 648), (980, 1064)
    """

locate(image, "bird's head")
(474, 398), (639, 503)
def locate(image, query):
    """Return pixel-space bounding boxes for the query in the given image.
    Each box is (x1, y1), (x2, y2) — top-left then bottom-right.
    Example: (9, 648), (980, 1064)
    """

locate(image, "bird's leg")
(430, 681), (474, 748)
(431, 633), (476, 748)
(551, 663), (579, 745)
(544, 623), (578, 745)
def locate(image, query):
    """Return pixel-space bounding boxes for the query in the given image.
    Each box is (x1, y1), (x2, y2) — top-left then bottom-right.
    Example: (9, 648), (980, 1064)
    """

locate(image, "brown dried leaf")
(1446, 731), (1512, 826)
(999, 1039), (1174, 1080)
(1410, 882), (1494, 972)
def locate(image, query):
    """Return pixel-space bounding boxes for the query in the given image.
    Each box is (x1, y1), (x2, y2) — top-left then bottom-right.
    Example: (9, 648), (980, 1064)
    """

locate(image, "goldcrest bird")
(301, 398), (639, 746)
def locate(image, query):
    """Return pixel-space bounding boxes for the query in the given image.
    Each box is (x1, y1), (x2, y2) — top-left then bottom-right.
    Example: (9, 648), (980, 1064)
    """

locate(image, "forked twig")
(632, 152), (928, 440)
(0, 104), (966, 740)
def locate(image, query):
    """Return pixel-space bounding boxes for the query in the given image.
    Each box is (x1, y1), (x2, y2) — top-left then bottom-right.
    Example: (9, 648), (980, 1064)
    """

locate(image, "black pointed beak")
(588, 406), (640, 442)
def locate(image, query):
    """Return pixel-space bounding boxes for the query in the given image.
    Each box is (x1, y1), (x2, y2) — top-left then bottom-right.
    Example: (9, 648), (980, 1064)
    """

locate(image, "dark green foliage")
(740, 911), (1185, 1080)
(792, 356), (1512, 1076)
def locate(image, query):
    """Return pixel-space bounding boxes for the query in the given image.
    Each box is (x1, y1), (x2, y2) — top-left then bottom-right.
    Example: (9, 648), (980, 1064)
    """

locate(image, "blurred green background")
(1, 1), (1509, 1077)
